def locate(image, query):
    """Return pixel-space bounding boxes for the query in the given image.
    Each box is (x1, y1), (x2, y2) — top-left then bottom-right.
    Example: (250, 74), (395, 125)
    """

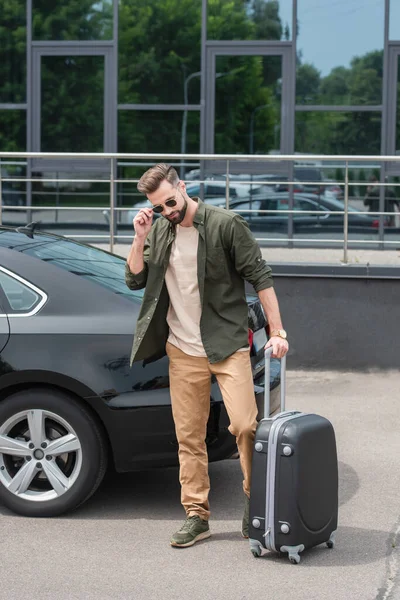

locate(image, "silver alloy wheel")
(0, 409), (82, 502)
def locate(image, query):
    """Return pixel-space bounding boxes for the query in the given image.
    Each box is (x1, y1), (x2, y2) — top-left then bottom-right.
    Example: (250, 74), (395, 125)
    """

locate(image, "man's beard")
(165, 198), (188, 225)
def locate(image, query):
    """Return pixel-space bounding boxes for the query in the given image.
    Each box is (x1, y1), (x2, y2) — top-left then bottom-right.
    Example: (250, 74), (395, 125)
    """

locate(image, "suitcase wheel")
(281, 544), (304, 565)
(326, 531), (336, 549)
(249, 539), (263, 558)
(289, 555), (300, 565)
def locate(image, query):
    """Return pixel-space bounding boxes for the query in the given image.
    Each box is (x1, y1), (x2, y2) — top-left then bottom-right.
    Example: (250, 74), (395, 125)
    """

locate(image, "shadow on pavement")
(0, 459), (360, 522)
(65, 459), (359, 521)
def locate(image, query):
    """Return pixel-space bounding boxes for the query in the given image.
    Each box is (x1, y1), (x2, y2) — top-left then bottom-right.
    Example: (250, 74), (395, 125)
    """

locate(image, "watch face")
(280, 330), (287, 339)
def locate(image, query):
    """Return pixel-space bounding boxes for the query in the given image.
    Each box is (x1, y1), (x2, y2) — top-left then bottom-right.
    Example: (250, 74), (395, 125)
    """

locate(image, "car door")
(259, 197), (287, 232)
(294, 196), (328, 231)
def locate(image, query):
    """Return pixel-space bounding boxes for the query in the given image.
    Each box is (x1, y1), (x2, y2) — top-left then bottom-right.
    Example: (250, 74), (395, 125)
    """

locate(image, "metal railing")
(1, 152), (400, 263)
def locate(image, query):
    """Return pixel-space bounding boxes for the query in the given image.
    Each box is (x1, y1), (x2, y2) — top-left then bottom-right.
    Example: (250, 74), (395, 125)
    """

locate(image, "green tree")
(251, 0), (283, 41)
(119, 0), (282, 155)
(250, 0), (285, 85)
(208, 0), (255, 41)
(0, 0), (26, 103)
(0, 0), (26, 151)
(32, 0), (113, 40)
(348, 51), (383, 105)
(319, 67), (351, 104)
(119, 0), (202, 105)
(296, 63), (321, 104)
(296, 50), (384, 155)
(40, 55), (105, 153)
(34, 1), (113, 153)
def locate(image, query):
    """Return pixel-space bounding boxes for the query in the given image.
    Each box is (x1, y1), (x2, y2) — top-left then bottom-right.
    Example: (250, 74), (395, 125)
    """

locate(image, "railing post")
(343, 160), (349, 264)
(225, 159), (230, 210)
(110, 158), (115, 254)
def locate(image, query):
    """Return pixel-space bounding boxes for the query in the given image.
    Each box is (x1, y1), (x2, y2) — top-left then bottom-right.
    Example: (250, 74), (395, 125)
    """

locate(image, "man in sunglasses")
(125, 163), (288, 548)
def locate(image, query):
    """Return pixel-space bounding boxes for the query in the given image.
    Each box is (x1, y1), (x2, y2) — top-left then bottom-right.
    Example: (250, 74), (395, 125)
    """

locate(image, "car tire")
(0, 388), (108, 517)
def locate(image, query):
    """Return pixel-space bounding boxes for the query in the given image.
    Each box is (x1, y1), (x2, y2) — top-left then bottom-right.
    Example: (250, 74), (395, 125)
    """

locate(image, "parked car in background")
(294, 165), (344, 202)
(185, 181), (262, 200)
(293, 165), (326, 196)
(323, 178), (344, 201)
(123, 180), (263, 223)
(229, 192), (380, 233)
(0, 225), (280, 517)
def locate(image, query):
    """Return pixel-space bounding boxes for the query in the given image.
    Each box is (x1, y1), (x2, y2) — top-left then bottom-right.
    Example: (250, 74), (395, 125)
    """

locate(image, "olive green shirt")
(125, 199), (273, 366)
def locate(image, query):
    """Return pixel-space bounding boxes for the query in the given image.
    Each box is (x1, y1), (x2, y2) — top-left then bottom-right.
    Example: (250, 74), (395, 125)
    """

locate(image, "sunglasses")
(152, 198), (178, 214)
(151, 185), (181, 214)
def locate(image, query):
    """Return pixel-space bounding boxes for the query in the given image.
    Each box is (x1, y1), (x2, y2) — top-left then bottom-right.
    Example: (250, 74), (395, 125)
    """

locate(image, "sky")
(278, 0), (400, 77)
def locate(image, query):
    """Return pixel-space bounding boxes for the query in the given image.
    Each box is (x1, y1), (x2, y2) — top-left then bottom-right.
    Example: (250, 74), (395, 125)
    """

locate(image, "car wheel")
(0, 388), (108, 517)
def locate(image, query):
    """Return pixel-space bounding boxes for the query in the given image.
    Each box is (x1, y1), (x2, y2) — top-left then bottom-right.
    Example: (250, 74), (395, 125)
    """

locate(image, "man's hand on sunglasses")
(133, 208), (153, 240)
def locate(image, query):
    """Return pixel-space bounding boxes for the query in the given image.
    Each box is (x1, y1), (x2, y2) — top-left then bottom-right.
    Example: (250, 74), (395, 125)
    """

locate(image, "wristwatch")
(269, 328), (288, 340)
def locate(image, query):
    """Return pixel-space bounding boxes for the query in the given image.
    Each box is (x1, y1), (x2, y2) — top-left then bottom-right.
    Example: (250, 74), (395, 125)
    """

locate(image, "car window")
(259, 198), (289, 212)
(207, 185), (226, 196)
(230, 200), (261, 213)
(186, 184), (200, 196)
(11, 238), (145, 303)
(229, 187), (238, 198)
(295, 198), (322, 212)
(0, 269), (43, 314)
(294, 168), (322, 182)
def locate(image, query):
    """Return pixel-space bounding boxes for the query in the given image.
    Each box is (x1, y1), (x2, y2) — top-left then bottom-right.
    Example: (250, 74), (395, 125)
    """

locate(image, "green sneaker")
(241, 495), (250, 538)
(170, 515), (211, 548)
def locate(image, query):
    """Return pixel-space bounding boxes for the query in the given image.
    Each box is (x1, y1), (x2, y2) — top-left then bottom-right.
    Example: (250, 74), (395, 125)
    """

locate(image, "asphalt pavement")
(0, 371), (399, 600)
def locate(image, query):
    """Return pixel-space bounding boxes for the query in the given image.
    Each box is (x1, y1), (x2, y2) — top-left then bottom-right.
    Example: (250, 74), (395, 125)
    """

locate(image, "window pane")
(41, 56), (104, 152)
(295, 111), (381, 155)
(390, 0), (400, 40)
(33, 0), (113, 41)
(0, 111), (26, 151)
(214, 55), (282, 154)
(207, 0), (292, 41)
(296, 0), (384, 105)
(118, 110), (200, 154)
(118, 0), (201, 104)
(0, 1), (26, 102)
(0, 272), (40, 313)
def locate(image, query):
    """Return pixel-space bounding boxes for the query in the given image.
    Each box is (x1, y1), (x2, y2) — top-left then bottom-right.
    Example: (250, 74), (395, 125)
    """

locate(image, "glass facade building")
(1, 0), (399, 159)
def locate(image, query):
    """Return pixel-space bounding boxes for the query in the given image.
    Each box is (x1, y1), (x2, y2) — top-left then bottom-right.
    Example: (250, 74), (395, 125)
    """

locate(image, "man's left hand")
(265, 336), (289, 359)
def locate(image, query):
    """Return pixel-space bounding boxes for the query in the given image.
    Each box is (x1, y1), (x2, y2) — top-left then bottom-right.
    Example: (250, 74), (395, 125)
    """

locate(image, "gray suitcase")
(249, 348), (338, 564)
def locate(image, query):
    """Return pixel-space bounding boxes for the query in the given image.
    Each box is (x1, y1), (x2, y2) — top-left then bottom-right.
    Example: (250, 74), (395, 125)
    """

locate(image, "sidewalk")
(96, 242), (400, 266)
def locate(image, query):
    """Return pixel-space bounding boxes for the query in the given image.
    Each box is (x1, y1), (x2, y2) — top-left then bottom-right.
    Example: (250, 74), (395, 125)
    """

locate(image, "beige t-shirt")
(165, 224), (249, 357)
(165, 224), (206, 357)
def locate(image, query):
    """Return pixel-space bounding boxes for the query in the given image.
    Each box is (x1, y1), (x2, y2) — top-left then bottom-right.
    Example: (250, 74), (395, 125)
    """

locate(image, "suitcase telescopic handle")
(264, 347), (287, 418)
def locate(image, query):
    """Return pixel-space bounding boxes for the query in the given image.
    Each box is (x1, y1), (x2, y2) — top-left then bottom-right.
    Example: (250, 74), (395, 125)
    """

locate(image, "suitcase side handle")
(264, 347), (286, 418)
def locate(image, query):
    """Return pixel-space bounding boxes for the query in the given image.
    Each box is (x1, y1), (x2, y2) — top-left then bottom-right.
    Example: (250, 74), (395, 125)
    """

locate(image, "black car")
(230, 192), (378, 233)
(0, 226), (279, 517)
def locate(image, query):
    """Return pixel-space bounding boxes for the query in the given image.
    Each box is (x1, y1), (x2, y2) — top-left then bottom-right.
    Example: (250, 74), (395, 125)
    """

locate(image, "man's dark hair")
(137, 163), (179, 194)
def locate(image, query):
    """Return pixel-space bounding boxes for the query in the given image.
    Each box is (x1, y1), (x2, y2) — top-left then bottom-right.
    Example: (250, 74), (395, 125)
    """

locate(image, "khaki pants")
(166, 341), (258, 521)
